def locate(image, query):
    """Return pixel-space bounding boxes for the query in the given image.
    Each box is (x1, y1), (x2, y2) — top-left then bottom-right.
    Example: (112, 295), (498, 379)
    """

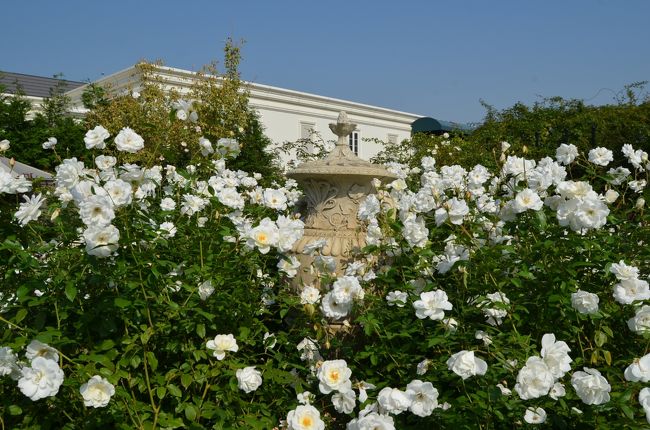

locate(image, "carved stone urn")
(287, 111), (397, 286)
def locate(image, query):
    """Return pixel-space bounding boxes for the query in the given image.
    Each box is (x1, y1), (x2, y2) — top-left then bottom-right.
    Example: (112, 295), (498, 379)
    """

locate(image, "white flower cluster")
(0, 168), (32, 195)
(515, 334), (572, 401)
(321, 275), (365, 320)
(205, 334), (264, 394)
(610, 260), (649, 305)
(1, 340), (114, 407)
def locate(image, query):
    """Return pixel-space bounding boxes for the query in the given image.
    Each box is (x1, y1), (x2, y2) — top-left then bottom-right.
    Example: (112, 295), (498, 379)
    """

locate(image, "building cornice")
(66, 64), (423, 126)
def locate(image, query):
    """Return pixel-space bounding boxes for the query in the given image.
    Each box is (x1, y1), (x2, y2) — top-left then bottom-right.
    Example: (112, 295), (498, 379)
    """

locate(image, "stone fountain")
(287, 111), (397, 286)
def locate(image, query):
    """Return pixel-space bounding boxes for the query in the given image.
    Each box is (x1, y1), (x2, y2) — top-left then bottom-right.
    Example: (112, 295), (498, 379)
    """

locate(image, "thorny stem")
(0, 315), (25, 332)
(143, 348), (160, 429)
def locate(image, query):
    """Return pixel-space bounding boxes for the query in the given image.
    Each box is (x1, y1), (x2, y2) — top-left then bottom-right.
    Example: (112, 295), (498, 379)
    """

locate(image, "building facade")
(64, 65), (423, 164)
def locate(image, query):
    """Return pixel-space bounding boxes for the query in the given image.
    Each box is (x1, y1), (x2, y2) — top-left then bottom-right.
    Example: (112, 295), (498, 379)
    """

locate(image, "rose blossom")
(571, 290), (599, 314)
(84, 125), (110, 149)
(317, 359), (352, 394)
(236, 366), (263, 393)
(413, 290), (453, 321)
(286, 404), (325, 430)
(446, 350), (487, 380)
(18, 357), (65, 401)
(571, 367), (611, 405)
(114, 127), (144, 153)
(206, 334), (238, 360)
(80, 375), (115, 407)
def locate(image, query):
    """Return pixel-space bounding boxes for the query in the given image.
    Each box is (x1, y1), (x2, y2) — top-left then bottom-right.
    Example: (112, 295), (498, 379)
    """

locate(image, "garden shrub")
(0, 86), (649, 429)
(84, 40), (282, 183)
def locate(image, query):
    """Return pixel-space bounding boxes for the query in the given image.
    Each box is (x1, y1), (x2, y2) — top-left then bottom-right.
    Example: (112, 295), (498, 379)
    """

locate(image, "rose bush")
(0, 96), (649, 429)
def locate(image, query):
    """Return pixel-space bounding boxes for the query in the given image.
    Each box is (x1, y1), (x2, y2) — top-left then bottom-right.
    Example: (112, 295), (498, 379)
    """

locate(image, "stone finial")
(329, 111), (357, 147)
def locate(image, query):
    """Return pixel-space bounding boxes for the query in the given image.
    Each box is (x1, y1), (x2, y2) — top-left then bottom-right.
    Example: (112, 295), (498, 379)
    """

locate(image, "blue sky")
(2, 0), (649, 123)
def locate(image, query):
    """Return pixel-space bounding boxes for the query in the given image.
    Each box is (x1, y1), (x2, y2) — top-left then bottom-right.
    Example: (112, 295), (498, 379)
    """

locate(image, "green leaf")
(603, 350), (612, 366)
(594, 330), (607, 347)
(130, 355), (141, 369)
(65, 284), (77, 301)
(185, 404), (198, 421)
(168, 383), (182, 397)
(621, 404), (635, 420)
(99, 339), (116, 351)
(146, 351), (158, 371)
(535, 210), (547, 230)
(14, 308), (27, 324)
(114, 297), (131, 308)
(156, 386), (166, 400)
(180, 374), (193, 389)
(196, 323), (206, 339)
(8, 405), (22, 415)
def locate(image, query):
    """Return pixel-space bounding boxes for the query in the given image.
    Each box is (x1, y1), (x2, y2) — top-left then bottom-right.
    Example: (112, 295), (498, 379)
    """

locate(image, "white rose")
(588, 147), (613, 166)
(114, 127), (144, 153)
(540, 333), (572, 379)
(604, 189), (619, 203)
(25, 340), (59, 362)
(236, 366), (262, 393)
(524, 407), (547, 424)
(610, 260), (640, 281)
(300, 285), (321, 305)
(639, 388), (650, 423)
(377, 387), (411, 415)
(198, 280), (214, 300)
(555, 143), (578, 165)
(42, 137), (57, 149)
(628, 305), (650, 334)
(84, 125), (110, 149)
(206, 334), (238, 360)
(160, 197), (176, 211)
(0, 347), (20, 379)
(18, 357), (65, 401)
(624, 353), (650, 382)
(446, 350), (488, 380)
(571, 367), (611, 405)
(317, 359), (352, 394)
(247, 218), (279, 254)
(320, 291), (352, 320)
(413, 290), (453, 321)
(406, 379), (439, 417)
(286, 405), (325, 430)
(386, 290), (407, 307)
(0, 139), (10, 151)
(347, 412), (395, 430)
(331, 389), (356, 414)
(514, 356), (554, 400)
(571, 290), (599, 314)
(83, 224), (120, 258)
(80, 375), (115, 407)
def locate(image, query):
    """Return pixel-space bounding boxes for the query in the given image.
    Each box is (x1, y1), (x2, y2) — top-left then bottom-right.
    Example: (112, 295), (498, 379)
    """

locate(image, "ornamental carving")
(286, 111), (397, 287)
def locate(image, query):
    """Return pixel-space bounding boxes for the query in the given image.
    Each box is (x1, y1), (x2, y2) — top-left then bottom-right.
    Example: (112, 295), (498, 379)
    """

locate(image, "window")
(387, 134), (398, 145)
(348, 131), (359, 155)
(300, 122), (316, 154)
(300, 122), (315, 140)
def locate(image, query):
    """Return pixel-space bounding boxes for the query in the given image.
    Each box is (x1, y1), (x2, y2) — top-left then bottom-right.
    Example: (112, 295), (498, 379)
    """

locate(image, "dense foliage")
(374, 82), (650, 171)
(1, 71), (649, 429)
(84, 41), (282, 183)
(0, 78), (89, 171)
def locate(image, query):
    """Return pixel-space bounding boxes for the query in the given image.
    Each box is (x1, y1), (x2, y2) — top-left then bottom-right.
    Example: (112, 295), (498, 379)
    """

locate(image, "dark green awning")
(411, 117), (474, 135)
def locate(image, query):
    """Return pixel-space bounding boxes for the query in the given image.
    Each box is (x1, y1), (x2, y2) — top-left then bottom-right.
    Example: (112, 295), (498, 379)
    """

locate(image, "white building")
(3, 66), (426, 165)
(63, 65), (423, 164)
